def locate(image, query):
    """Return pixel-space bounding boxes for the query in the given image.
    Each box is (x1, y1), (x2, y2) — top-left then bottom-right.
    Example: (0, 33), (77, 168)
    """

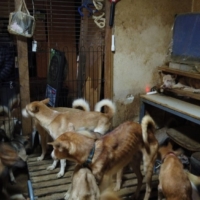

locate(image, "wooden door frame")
(104, 1), (113, 100)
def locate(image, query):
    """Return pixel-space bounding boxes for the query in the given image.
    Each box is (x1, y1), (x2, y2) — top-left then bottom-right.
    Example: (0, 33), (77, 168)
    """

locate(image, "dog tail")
(141, 115), (156, 144)
(72, 98), (90, 111)
(94, 99), (116, 118)
(100, 189), (121, 200)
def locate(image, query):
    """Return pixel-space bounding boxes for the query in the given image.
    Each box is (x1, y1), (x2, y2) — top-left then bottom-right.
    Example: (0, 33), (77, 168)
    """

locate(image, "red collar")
(162, 151), (176, 163)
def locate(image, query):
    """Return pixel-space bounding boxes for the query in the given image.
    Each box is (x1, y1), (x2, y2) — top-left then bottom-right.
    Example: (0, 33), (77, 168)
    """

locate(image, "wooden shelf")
(158, 66), (200, 80)
(164, 88), (200, 101)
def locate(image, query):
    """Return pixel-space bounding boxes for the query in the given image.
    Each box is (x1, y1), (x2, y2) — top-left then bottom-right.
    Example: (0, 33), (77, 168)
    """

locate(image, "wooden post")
(104, 1), (113, 99)
(15, 0), (32, 135)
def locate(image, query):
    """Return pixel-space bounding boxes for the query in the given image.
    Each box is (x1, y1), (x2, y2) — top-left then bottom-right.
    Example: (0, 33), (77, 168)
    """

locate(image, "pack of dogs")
(0, 96), (200, 200)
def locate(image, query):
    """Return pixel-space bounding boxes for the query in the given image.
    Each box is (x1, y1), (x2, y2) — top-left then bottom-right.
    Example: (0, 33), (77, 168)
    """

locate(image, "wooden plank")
(32, 178), (70, 189)
(15, 0), (32, 136)
(104, 1), (113, 99)
(158, 66), (200, 79)
(29, 165), (75, 177)
(164, 88), (200, 101)
(140, 94), (200, 121)
(34, 183), (70, 197)
(38, 192), (66, 200)
(27, 155), (159, 200)
(31, 170), (73, 183)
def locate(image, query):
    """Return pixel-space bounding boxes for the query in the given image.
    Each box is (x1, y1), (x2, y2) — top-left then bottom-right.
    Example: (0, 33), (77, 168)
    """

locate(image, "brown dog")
(158, 141), (192, 200)
(49, 115), (158, 200)
(65, 166), (120, 200)
(22, 98), (115, 178)
(32, 98), (91, 161)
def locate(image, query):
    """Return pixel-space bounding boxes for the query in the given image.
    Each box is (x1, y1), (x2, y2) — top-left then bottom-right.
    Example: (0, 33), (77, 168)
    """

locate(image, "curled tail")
(72, 98), (90, 111)
(94, 99), (116, 118)
(141, 115), (156, 144)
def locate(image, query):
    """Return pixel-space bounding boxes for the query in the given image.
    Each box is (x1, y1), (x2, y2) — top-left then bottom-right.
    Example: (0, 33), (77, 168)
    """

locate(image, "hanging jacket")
(0, 43), (15, 85)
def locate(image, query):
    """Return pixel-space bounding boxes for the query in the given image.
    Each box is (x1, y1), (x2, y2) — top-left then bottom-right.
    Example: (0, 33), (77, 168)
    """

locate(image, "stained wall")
(112, 0), (195, 125)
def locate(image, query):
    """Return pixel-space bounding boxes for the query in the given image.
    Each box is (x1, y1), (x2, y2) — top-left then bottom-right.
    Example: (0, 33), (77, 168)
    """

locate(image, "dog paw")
(46, 165), (56, 171)
(37, 156), (44, 161)
(56, 171), (64, 178)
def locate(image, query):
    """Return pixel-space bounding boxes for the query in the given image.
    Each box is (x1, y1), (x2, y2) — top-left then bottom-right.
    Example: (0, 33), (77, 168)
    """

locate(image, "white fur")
(22, 108), (29, 118)
(141, 115), (155, 144)
(95, 99), (116, 113)
(72, 98), (90, 111)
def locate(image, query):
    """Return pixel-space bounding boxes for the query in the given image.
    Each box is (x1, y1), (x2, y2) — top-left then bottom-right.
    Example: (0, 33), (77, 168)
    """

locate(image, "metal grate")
(26, 0), (106, 109)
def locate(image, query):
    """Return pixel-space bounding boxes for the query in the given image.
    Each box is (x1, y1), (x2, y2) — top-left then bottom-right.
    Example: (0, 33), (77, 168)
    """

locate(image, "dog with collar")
(23, 98), (116, 178)
(49, 115), (158, 200)
(158, 141), (192, 200)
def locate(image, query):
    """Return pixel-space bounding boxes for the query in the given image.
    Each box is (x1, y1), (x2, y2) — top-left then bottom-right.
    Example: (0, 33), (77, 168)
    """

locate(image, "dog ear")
(41, 98), (49, 104)
(68, 142), (76, 154)
(30, 105), (39, 113)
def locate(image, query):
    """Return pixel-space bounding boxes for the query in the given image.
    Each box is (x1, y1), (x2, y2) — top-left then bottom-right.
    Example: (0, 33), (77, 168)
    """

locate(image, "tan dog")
(32, 98), (91, 161)
(158, 141), (192, 200)
(49, 115), (158, 200)
(66, 166), (120, 200)
(22, 98), (115, 178)
(160, 73), (200, 93)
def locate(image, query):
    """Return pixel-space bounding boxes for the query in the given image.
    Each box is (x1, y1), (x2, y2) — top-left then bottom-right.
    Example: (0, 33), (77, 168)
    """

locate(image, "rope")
(93, 0), (104, 11)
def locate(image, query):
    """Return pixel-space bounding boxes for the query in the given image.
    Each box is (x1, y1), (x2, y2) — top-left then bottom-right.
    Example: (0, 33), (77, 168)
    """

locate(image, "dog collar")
(162, 151), (176, 163)
(83, 142), (96, 167)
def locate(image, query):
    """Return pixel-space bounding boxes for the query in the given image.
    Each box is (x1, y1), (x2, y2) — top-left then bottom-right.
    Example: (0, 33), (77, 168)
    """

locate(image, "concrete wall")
(112, 0), (193, 126)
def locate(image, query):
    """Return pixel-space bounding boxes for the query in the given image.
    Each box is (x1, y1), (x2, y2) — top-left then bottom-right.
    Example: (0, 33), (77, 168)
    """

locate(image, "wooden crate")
(27, 154), (159, 200)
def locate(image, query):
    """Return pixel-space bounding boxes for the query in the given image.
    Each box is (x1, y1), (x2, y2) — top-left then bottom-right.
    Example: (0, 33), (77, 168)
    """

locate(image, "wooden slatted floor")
(27, 154), (159, 200)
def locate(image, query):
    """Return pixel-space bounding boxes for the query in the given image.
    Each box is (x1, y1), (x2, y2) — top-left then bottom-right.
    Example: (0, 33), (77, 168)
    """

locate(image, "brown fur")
(49, 115), (158, 200)
(158, 141), (192, 200)
(65, 166), (121, 200)
(0, 143), (18, 175)
(33, 106), (88, 161)
(23, 98), (115, 178)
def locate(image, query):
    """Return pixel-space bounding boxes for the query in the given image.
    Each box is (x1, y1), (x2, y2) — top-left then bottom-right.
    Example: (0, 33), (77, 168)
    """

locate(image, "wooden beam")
(104, 1), (113, 99)
(15, 0), (32, 135)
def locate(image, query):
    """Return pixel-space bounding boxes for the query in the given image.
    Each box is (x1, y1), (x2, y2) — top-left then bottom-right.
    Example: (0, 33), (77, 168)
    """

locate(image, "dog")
(0, 129), (29, 183)
(158, 140), (192, 200)
(160, 73), (200, 93)
(0, 142), (27, 200)
(31, 98), (91, 161)
(65, 166), (121, 200)
(22, 98), (116, 178)
(48, 115), (158, 200)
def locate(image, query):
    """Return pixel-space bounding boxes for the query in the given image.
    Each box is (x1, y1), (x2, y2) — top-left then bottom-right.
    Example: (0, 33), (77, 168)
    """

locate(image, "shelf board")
(158, 66), (200, 80)
(164, 88), (200, 101)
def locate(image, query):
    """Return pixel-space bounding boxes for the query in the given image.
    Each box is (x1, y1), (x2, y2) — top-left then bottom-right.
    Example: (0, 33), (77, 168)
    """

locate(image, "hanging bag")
(8, 0), (35, 38)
